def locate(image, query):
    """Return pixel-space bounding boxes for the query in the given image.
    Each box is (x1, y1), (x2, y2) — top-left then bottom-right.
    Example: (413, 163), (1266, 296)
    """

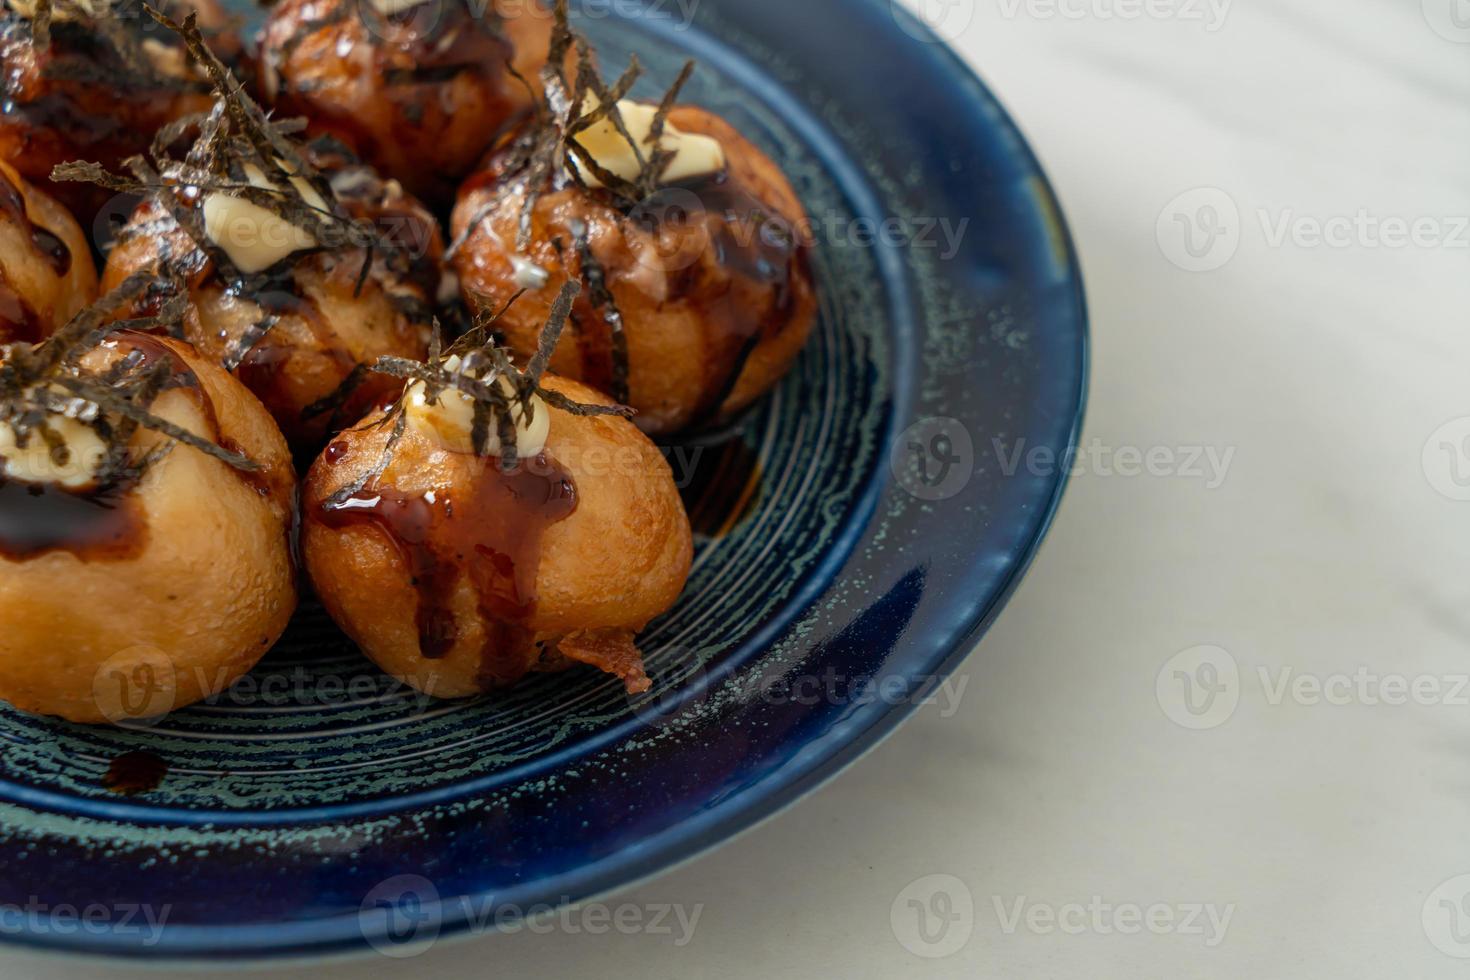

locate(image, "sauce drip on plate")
(102, 750), (169, 796)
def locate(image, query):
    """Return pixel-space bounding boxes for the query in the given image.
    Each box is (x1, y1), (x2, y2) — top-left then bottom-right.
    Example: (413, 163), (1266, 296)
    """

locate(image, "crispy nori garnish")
(53, 9), (381, 272)
(445, 0), (698, 261)
(51, 7), (416, 400)
(442, 0), (695, 408)
(0, 275), (258, 492)
(329, 284), (629, 504)
(569, 220), (629, 405)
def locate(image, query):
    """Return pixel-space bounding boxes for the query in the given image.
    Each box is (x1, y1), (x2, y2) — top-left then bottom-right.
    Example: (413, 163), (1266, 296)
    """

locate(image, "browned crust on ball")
(259, 0), (555, 205)
(450, 105), (816, 435)
(302, 374), (693, 699)
(0, 337), (298, 724)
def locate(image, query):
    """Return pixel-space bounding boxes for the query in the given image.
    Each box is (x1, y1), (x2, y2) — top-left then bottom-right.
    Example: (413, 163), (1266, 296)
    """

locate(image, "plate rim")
(0, 0), (1089, 962)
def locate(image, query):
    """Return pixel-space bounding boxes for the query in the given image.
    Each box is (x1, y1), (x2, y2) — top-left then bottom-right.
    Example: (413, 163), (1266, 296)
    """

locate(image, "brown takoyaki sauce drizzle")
(0, 477), (142, 560)
(0, 0), (233, 181)
(318, 282), (633, 687)
(631, 170), (810, 425)
(0, 276), (260, 561)
(102, 749), (169, 795)
(318, 452), (577, 684)
(270, 0), (511, 117)
(444, 0), (694, 397)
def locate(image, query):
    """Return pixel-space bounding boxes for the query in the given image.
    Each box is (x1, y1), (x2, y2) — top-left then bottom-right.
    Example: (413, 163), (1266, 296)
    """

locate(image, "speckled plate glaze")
(0, 0), (1086, 962)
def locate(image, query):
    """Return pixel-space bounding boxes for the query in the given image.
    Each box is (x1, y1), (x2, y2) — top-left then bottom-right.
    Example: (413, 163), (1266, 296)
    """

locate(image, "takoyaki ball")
(260, 0), (555, 206)
(0, 310), (296, 725)
(450, 104), (817, 435)
(303, 343), (692, 698)
(0, 0), (247, 219)
(88, 49), (440, 449)
(0, 160), (96, 343)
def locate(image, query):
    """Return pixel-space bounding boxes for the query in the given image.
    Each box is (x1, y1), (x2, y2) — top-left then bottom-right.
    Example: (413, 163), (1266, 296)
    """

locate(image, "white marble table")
(9, 0), (1470, 975)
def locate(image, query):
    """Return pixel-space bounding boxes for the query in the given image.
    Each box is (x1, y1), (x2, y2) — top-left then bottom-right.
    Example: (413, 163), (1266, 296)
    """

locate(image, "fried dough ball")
(451, 101), (817, 435)
(0, 0), (248, 219)
(0, 325), (296, 725)
(0, 160), (96, 343)
(303, 365), (692, 699)
(260, 0), (555, 206)
(96, 107), (439, 448)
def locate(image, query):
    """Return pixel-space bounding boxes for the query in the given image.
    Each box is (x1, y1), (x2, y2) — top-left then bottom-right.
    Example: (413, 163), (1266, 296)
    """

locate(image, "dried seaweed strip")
(571, 224), (629, 404)
(58, 6), (396, 301)
(49, 373), (254, 470)
(0, 278), (262, 490)
(526, 281), (578, 384)
(300, 361), (369, 430)
(356, 288), (627, 486)
(457, 0), (706, 279)
(323, 405), (406, 508)
(222, 314), (279, 372)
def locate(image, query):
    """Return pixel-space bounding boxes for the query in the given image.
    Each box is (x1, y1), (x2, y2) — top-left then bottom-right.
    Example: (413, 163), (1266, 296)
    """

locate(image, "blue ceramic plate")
(0, 0), (1086, 962)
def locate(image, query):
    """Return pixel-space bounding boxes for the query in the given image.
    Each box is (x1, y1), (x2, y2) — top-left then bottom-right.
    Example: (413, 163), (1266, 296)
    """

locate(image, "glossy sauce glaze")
(459, 133), (813, 423)
(316, 446), (578, 689)
(107, 153), (437, 443)
(0, 478), (144, 562)
(654, 169), (811, 423)
(263, 0), (517, 203)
